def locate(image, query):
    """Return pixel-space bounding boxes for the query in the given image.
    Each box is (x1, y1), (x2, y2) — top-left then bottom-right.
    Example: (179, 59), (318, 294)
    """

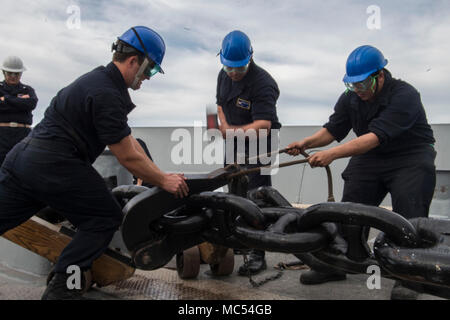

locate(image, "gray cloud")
(1, 0), (449, 126)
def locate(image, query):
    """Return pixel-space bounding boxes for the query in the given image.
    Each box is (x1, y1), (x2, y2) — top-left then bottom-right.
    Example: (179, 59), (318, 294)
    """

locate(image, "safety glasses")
(223, 63), (249, 74)
(143, 61), (160, 78)
(345, 75), (378, 92)
(138, 58), (160, 79)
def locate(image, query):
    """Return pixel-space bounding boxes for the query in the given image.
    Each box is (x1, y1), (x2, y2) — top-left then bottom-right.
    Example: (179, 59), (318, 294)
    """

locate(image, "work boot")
(238, 250), (267, 276)
(41, 272), (89, 300)
(390, 281), (419, 300)
(300, 270), (346, 285)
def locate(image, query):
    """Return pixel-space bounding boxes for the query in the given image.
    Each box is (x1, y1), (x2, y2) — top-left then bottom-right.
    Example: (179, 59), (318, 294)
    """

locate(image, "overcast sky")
(1, 0), (449, 127)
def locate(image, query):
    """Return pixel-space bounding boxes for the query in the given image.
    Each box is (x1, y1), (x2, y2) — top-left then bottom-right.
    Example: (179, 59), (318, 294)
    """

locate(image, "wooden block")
(198, 242), (228, 265)
(2, 216), (135, 287)
(91, 255), (135, 287)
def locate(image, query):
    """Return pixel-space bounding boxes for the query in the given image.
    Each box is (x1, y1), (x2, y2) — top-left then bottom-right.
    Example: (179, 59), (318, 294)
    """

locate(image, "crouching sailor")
(0, 26), (189, 300)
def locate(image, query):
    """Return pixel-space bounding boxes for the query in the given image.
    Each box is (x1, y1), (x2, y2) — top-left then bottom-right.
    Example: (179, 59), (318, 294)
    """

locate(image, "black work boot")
(238, 250), (267, 276)
(390, 281), (419, 300)
(41, 272), (89, 300)
(300, 270), (346, 285)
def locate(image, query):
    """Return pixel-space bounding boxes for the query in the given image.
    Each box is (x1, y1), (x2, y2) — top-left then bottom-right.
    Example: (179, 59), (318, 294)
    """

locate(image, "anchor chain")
(217, 194), (449, 298)
(169, 190), (450, 298)
(117, 150), (449, 298)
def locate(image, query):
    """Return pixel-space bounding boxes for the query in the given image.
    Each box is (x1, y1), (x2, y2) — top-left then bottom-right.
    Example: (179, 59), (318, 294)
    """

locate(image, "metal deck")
(0, 251), (444, 300)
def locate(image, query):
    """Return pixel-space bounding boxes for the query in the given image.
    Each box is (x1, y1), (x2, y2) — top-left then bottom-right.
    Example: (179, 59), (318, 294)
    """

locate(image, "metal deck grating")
(95, 268), (291, 300)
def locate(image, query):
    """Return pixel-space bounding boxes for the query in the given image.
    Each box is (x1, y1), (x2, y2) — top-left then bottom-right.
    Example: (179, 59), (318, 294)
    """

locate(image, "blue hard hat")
(343, 45), (388, 83)
(220, 30), (253, 67)
(118, 26), (166, 74)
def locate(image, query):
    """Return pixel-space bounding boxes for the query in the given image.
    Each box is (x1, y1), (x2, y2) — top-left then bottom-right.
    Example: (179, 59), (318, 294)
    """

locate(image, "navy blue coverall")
(0, 62), (134, 273)
(0, 81), (38, 164)
(301, 69), (436, 273)
(217, 60), (281, 262)
(324, 69), (436, 219)
(216, 60), (281, 190)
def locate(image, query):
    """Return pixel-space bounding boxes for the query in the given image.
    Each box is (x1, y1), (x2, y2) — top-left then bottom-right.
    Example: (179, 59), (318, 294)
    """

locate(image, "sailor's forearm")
(328, 132), (380, 159)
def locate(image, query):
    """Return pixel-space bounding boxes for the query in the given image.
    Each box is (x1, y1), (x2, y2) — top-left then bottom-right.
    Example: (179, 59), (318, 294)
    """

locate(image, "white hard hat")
(2, 56), (26, 73)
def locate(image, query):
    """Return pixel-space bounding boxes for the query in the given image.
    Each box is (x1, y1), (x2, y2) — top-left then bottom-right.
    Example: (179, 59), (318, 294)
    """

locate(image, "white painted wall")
(129, 124), (450, 209)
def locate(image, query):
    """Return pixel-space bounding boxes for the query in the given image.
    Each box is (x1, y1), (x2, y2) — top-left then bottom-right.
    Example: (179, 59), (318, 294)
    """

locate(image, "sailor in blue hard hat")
(219, 30), (253, 82)
(110, 26), (166, 90)
(0, 26), (188, 300)
(342, 45), (388, 101)
(287, 45), (436, 300)
(216, 30), (282, 276)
